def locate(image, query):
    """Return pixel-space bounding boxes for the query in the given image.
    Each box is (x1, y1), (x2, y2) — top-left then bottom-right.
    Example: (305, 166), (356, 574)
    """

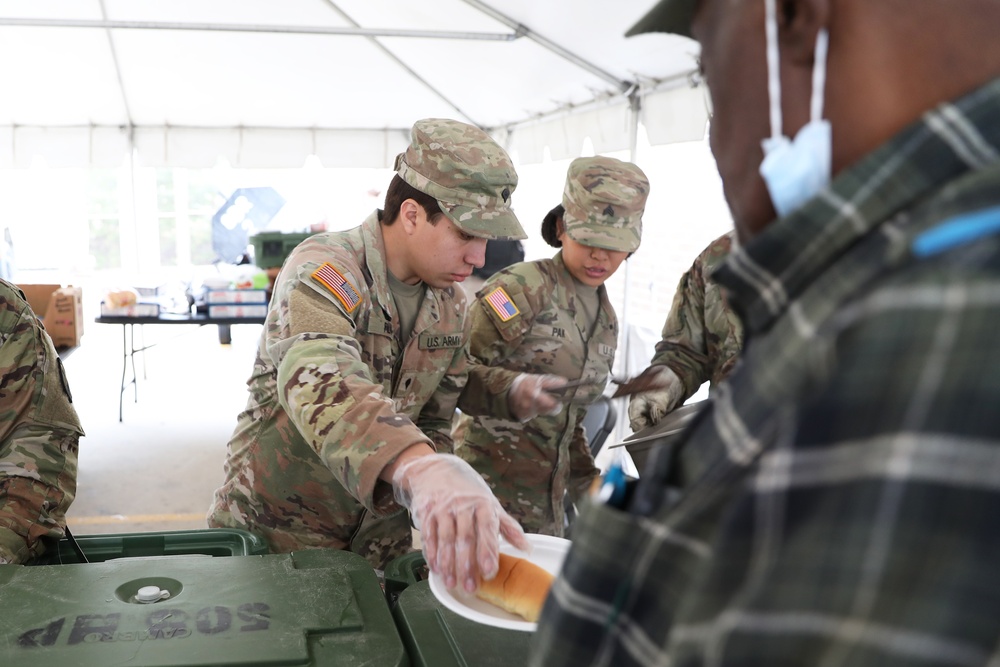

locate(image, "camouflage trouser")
(454, 433), (569, 538)
(504, 501), (564, 538)
(209, 505), (414, 571)
(349, 508), (415, 570)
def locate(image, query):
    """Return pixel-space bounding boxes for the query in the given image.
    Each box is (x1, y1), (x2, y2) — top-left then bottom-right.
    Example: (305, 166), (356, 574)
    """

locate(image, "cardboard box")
(205, 289), (268, 304)
(19, 284), (84, 348)
(208, 303), (268, 319)
(100, 301), (161, 317)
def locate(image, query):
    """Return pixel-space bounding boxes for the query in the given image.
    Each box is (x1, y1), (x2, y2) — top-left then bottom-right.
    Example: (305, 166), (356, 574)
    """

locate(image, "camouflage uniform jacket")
(455, 253), (615, 536)
(651, 230), (744, 400)
(208, 211), (469, 569)
(0, 279), (82, 564)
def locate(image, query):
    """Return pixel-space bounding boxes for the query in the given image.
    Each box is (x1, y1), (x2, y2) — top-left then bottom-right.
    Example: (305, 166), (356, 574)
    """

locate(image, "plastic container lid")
(393, 580), (532, 667)
(135, 585), (170, 603)
(3, 549), (406, 666)
(27, 528), (270, 566)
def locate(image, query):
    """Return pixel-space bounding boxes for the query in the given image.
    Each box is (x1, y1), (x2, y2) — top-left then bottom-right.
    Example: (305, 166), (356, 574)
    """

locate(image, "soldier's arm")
(0, 424), (80, 563)
(270, 276), (431, 515)
(649, 257), (712, 400)
(566, 422), (600, 503)
(0, 298), (82, 564)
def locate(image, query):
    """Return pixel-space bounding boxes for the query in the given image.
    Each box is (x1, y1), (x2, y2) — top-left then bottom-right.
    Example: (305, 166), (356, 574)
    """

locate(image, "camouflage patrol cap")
(561, 156), (649, 253)
(394, 118), (527, 241)
(626, 0), (696, 38)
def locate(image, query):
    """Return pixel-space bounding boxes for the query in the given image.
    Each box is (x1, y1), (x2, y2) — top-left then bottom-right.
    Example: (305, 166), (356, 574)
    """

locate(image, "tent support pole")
(461, 0), (631, 92)
(614, 90), (643, 447)
(0, 17), (517, 41)
(319, 0), (483, 126)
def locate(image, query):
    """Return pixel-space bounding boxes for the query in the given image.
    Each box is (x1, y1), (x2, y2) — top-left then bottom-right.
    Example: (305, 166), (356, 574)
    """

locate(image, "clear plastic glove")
(392, 453), (530, 593)
(509, 373), (567, 421)
(627, 366), (686, 431)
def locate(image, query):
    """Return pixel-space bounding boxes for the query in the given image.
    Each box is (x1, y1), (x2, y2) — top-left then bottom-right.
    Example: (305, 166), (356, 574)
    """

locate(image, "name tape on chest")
(418, 332), (464, 350)
(311, 262), (361, 313)
(485, 287), (519, 322)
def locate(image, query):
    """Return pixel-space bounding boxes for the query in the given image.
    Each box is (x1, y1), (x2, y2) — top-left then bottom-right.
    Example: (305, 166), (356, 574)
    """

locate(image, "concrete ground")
(60, 318), (262, 536)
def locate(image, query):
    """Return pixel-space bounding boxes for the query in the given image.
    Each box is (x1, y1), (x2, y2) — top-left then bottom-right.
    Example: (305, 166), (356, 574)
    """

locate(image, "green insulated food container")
(386, 553), (532, 667)
(250, 231), (314, 269)
(28, 528), (270, 565)
(1, 549), (406, 667)
(382, 550), (428, 605)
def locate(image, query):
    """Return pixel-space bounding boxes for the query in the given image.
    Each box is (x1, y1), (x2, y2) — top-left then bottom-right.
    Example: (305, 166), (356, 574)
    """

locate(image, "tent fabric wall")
(130, 127), (412, 169)
(506, 100), (632, 163)
(0, 84), (709, 169)
(0, 0), (706, 169)
(0, 126), (131, 169)
(133, 127), (242, 169)
(642, 86), (710, 146)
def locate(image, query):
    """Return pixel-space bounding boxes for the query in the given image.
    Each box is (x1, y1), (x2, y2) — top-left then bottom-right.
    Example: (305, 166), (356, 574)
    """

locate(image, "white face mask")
(758, 0), (831, 218)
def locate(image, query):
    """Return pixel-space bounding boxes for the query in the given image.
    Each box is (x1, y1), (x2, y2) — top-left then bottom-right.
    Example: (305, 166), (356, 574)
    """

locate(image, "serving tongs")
(543, 373), (673, 402)
(608, 373), (673, 399)
(543, 376), (606, 403)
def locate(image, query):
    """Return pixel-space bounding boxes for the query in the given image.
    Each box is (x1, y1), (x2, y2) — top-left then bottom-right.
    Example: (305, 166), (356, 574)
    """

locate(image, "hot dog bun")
(474, 552), (554, 622)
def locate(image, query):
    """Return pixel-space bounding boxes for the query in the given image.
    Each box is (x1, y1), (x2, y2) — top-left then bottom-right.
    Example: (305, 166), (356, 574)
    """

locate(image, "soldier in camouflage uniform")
(455, 156), (649, 536)
(208, 119), (532, 589)
(627, 230), (744, 431)
(0, 279), (82, 564)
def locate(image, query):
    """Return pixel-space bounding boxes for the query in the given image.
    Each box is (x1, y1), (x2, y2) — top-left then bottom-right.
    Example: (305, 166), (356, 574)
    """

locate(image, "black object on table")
(95, 313), (265, 422)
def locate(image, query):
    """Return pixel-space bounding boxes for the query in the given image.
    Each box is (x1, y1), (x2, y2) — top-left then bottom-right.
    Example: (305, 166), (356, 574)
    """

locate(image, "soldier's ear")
(399, 199), (421, 235)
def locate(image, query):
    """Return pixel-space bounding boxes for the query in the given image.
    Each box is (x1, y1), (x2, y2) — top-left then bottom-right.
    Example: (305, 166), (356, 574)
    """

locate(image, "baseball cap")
(394, 118), (527, 241)
(561, 156), (649, 254)
(626, 0), (697, 38)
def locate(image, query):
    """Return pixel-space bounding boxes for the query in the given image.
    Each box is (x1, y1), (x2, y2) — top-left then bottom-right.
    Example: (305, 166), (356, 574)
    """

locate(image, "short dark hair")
(541, 204), (564, 248)
(382, 174), (444, 225)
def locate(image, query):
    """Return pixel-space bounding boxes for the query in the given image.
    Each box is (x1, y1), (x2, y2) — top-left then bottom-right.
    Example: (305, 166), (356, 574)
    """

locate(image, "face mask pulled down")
(758, 0), (831, 218)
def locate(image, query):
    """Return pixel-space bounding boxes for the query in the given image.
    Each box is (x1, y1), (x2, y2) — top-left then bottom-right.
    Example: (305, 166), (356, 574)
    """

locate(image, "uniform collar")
(551, 251), (576, 306)
(361, 210), (395, 315)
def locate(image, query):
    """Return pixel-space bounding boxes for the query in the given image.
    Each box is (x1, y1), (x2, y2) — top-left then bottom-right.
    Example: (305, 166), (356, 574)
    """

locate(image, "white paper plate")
(428, 533), (570, 631)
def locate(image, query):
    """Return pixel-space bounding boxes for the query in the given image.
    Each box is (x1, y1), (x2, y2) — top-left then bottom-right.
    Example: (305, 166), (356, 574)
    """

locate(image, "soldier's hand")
(391, 453), (530, 593)
(627, 366), (686, 431)
(509, 373), (567, 421)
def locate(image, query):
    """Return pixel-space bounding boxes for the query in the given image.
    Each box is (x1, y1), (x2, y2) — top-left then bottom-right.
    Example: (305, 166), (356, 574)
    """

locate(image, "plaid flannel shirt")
(531, 77), (1000, 666)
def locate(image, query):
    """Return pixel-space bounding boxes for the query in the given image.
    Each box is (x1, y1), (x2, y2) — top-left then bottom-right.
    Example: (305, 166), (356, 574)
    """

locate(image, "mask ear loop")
(810, 28), (829, 123)
(764, 0), (782, 142)
(764, 0), (830, 134)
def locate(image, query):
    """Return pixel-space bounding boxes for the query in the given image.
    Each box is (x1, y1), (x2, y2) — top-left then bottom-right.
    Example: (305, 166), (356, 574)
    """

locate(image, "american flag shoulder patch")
(485, 287), (519, 322)
(311, 262), (361, 313)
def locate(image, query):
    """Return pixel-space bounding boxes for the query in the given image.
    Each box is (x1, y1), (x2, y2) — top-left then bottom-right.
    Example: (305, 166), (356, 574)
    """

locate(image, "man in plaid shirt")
(531, 0), (1000, 665)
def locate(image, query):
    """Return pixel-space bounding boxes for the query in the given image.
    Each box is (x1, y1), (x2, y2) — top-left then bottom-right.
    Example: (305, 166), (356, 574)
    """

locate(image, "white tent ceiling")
(0, 0), (706, 168)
